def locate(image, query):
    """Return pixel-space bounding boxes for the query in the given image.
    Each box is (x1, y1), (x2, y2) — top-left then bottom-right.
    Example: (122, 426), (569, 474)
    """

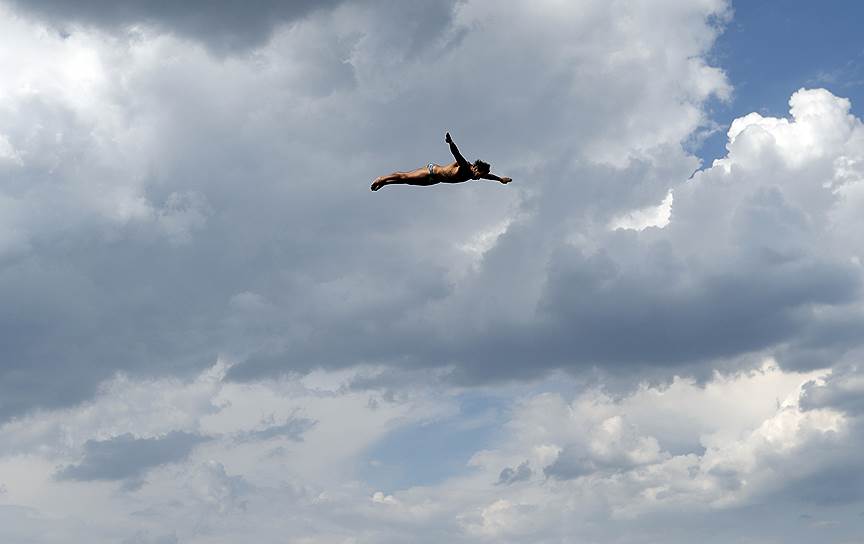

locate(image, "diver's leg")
(371, 174), (393, 191)
(371, 168), (437, 191)
(399, 167), (438, 186)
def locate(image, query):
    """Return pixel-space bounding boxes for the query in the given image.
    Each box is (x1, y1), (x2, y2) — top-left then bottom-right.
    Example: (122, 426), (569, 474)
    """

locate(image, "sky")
(0, 1), (863, 542)
(699, 0), (864, 164)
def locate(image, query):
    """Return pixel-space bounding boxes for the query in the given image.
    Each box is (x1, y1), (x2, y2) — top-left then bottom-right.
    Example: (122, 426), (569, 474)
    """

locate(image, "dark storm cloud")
(55, 431), (207, 483)
(4, 0), (343, 53)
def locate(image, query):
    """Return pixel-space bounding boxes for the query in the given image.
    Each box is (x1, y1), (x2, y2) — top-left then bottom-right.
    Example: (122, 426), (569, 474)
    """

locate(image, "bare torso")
(431, 161), (477, 183)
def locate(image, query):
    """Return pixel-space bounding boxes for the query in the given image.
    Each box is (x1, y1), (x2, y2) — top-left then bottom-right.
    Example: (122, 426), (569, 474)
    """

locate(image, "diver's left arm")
(480, 173), (512, 184)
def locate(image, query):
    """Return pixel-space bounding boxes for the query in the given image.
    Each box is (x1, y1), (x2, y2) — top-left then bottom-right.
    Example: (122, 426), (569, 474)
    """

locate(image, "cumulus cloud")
(544, 415), (666, 480)
(462, 367), (860, 541)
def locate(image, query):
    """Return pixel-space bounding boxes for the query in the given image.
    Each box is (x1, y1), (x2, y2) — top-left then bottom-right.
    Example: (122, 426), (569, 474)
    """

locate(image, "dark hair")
(473, 159), (490, 173)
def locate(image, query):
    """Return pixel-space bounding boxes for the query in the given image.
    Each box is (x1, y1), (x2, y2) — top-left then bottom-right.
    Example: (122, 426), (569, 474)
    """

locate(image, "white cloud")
(0, 359), (861, 543)
(609, 190), (673, 231)
(0, 361), (459, 542)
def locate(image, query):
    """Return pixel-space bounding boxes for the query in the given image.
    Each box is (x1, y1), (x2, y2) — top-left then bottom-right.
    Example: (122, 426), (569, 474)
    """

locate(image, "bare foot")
(500, 177), (512, 185)
(371, 179), (385, 191)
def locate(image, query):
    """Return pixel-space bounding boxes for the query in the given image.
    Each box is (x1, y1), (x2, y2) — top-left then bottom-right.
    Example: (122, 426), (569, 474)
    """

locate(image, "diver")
(371, 132), (512, 191)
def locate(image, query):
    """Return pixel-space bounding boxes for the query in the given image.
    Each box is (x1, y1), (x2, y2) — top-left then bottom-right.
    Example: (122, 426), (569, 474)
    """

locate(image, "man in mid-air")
(371, 132), (512, 191)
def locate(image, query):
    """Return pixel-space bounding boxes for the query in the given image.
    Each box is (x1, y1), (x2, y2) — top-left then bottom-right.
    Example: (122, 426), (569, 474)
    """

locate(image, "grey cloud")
(55, 432), (207, 484)
(235, 415), (317, 443)
(534, 246), (859, 366)
(774, 311), (864, 372)
(8, 0), (859, 423)
(497, 460), (532, 485)
(783, 466), (864, 506)
(542, 444), (653, 481)
(543, 452), (596, 481)
(705, 465), (745, 492)
(4, 0), (343, 53)
(758, 418), (864, 508)
(800, 365), (864, 415)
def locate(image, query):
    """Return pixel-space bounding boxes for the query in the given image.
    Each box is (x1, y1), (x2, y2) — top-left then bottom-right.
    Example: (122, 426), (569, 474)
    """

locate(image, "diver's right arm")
(445, 132), (469, 166)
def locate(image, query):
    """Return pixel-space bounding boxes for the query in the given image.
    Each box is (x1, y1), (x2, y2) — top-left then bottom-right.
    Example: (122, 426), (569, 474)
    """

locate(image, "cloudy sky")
(1, 0), (863, 542)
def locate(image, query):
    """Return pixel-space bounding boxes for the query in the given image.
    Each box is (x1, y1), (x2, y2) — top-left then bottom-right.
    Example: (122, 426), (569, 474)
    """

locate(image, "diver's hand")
(445, 132), (452, 144)
(500, 177), (512, 184)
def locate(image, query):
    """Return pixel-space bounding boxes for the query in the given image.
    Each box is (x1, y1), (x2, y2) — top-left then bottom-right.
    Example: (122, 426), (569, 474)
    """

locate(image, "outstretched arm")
(480, 172), (512, 184)
(445, 132), (469, 167)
